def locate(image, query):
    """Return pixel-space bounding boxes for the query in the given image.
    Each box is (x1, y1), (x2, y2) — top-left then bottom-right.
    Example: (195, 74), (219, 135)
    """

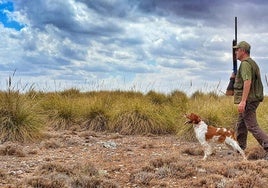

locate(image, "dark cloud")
(80, 0), (134, 18)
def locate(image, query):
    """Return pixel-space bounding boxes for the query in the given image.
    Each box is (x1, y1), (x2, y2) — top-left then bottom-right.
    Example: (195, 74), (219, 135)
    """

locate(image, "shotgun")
(226, 17), (237, 96)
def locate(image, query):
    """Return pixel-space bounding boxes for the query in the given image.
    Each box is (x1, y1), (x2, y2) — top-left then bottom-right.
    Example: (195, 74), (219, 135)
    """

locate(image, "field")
(1, 86), (268, 187)
(1, 130), (268, 187)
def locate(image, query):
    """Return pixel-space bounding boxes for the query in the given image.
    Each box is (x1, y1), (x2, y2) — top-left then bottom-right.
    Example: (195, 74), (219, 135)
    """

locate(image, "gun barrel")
(235, 17), (237, 41)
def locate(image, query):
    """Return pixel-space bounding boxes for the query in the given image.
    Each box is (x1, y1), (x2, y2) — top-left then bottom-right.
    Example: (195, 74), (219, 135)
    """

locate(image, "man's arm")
(238, 80), (251, 113)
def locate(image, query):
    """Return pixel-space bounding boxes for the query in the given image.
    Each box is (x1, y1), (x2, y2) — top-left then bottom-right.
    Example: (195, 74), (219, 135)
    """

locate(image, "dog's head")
(184, 113), (202, 124)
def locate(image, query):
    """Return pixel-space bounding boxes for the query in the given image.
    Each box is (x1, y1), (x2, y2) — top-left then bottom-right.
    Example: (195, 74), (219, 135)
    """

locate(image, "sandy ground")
(1, 130), (268, 188)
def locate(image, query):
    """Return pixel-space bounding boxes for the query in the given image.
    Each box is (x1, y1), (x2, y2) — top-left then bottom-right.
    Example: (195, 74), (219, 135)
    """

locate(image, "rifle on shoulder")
(226, 17), (237, 96)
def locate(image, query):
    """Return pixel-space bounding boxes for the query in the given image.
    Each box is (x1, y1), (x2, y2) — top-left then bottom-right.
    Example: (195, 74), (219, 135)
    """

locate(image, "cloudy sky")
(1, 0), (268, 95)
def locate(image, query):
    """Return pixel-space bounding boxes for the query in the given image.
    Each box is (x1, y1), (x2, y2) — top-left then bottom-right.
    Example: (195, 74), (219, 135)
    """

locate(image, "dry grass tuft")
(182, 147), (203, 156)
(149, 158), (165, 168)
(155, 166), (171, 179)
(199, 161), (237, 178)
(129, 149), (268, 187)
(146, 90), (168, 105)
(150, 157), (196, 178)
(81, 110), (108, 132)
(26, 174), (68, 188)
(177, 125), (197, 142)
(40, 138), (61, 149)
(129, 171), (155, 185)
(26, 176), (52, 188)
(74, 161), (99, 176)
(71, 176), (118, 188)
(0, 90), (44, 143)
(23, 161), (119, 188)
(229, 171), (266, 188)
(37, 162), (73, 176)
(43, 95), (79, 130)
(0, 143), (26, 157)
(168, 161), (196, 179)
(111, 110), (166, 135)
(188, 174), (227, 188)
(247, 146), (266, 160)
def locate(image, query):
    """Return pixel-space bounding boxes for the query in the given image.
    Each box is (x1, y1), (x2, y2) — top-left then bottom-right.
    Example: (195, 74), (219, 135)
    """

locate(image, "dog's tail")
(229, 128), (238, 140)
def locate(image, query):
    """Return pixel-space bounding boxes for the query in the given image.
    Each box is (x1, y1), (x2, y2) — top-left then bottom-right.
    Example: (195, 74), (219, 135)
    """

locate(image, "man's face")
(235, 48), (245, 60)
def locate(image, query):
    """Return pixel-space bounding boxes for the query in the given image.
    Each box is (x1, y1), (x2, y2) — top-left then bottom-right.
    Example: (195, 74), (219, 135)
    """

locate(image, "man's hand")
(226, 73), (236, 96)
(230, 72), (236, 78)
(238, 80), (251, 113)
(238, 101), (246, 113)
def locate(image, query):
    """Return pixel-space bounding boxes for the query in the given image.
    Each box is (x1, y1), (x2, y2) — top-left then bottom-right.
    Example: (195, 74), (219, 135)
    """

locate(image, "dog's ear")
(191, 113), (201, 124)
(196, 117), (201, 124)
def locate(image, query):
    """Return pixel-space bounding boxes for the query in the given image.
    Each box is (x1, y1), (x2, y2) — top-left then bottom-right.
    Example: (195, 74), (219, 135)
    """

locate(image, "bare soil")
(1, 129), (268, 188)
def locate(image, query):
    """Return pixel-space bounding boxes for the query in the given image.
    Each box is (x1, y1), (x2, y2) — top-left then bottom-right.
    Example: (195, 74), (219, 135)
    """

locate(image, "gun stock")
(226, 17), (237, 96)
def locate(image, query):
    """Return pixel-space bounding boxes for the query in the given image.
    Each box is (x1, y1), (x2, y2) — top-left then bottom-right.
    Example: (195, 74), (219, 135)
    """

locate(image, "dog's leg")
(225, 137), (247, 160)
(201, 142), (212, 160)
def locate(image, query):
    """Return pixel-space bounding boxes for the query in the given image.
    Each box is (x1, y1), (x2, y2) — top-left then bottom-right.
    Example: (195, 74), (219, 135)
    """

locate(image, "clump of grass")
(58, 87), (81, 97)
(42, 95), (79, 130)
(108, 94), (179, 135)
(23, 161), (119, 188)
(177, 124), (196, 141)
(71, 161), (118, 187)
(37, 162), (73, 176)
(146, 90), (168, 105)
(40, 138), (61, 149)
(129, 171), (155, 186)
(229, 171), (265, 187)
(182, 147), (203, 156)
(168, 161), (196, 179)
(71, 176), (118, 188)
(0, 142), (26, 157)
(190, 90), (206, 99)
(132, 153), (268, 187)
(149, 157), (197, 179)
(0, 76), (44, 143)
(189, 174), (227, 188)
(82, 110), (108, 132)
(26, 174), (68, 188)
(131, 157), (196, 186)
(247, 146), (266, 160)
(111, 110), (162, 135)
(168, 90), (188, 110)
(74, 161), (99, 176)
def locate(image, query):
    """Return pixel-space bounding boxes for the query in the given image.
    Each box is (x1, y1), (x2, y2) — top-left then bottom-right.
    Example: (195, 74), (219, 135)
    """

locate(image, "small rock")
(102, 141), (117, 149)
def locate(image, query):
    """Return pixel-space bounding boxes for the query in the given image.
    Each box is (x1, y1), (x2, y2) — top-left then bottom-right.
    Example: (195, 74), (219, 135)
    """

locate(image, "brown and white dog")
(184, 113), (246, 160)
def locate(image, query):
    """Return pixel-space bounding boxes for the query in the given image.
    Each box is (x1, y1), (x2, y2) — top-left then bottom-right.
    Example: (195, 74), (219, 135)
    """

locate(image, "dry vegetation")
(1, 82), (268, 187)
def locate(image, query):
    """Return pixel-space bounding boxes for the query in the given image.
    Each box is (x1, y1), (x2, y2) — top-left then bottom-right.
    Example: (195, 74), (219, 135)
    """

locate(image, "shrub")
(168, 90), (188, 110)
(146, 90), (168, 105)
(0, 89), (44, 143)
(42, 95), (79, 130)
(81, 110), (108, 132)
(0, 143), (26, 157)
(110, 109), (170, 135)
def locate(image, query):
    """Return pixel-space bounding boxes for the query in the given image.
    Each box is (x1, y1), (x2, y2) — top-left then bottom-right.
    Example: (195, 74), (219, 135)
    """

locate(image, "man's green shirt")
(234, 57), (263, 104)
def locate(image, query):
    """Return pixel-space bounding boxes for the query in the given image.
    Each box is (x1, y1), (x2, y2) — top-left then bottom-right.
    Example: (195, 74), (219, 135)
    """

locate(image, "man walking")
(233, 41), (268, 159)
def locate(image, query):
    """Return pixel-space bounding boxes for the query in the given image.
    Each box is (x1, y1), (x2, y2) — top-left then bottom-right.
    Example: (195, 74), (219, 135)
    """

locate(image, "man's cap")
(233, 41), (251, 51)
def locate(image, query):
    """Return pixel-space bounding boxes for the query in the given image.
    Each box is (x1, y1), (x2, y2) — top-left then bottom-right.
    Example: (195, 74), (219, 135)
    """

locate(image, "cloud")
(0, 0), (268, 95)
